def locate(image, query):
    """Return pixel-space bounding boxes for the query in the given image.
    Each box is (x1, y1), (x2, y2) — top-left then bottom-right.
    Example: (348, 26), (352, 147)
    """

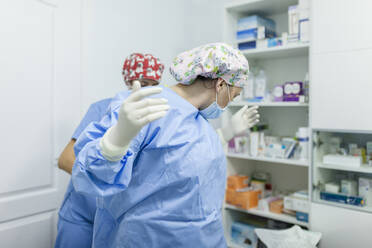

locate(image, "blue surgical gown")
(72, 86), (228, 248)
(55, 98), (112, 248)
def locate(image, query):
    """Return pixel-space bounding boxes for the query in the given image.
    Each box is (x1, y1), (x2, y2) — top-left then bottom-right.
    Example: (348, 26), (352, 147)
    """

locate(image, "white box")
(325, 182), (340, 193)
(341, 180), (358, 195)
(323, 154), (362, 167)
(359, 177), (372, 207)
(299, 19), (309, 42)
(284, 194), (310, 213)
(288, 5), (299, 35)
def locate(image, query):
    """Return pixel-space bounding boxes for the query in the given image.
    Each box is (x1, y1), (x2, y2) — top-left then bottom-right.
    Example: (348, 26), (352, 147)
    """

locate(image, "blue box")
(237, 27), (276, 41)
(231, 222), (257, 248)
(296, 212), (309, 223)
(320, 191), (365, 207)
(267, 37), (282, 47)
(238, 40), (256, 50)
(237, 15), (276, 32)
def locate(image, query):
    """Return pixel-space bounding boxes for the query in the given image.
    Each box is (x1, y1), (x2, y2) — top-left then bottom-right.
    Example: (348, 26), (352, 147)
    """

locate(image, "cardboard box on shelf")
(269, 199), (284, 214)
(226, 188), (237, 205)
(228, 175), (250, 190)
(284, 192), (310, 213)
(235, 189), (261, 210)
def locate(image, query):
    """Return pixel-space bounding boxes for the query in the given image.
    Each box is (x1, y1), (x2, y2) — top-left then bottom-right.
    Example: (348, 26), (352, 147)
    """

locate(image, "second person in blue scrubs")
(55, 53), (164, 248)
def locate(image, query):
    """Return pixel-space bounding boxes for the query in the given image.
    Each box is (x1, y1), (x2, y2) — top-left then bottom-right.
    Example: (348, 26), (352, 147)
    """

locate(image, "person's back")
(55, 53), (164, 248)
(75, 86), (227, 247)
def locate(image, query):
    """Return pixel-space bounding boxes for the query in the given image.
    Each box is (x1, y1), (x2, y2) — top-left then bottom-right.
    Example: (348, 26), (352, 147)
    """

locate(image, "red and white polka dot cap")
(122, 53), (165, 86)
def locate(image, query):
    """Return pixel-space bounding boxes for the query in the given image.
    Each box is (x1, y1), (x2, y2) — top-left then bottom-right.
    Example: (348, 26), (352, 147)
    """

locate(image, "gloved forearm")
(217, 127), (234, 145)
(99, 81), (169, 161)
(100, 126), (130, 161)
(218, 105), (260, 144)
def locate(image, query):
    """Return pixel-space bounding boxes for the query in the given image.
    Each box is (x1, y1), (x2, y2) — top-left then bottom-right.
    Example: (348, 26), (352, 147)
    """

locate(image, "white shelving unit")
(240, 43), (309, 60)
(225, 0), (298, 15)
(315, 163), (372, 174)
(313, 189), (372, 214)
(227, 241), (244, 248)
(227, 152), (309, 167)
(312, 130), (372, 215)
(225, 204), (309, 227)
(230, 101), (308, 107)
(223, 1), (310, 246)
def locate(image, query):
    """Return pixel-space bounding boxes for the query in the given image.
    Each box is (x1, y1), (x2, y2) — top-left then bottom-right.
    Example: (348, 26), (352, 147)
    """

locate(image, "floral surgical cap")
(169, 43), (249, 87)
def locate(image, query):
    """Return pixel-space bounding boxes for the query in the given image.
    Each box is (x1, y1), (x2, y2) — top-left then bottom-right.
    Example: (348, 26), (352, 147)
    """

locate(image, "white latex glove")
(100, 81), (170, 161)
(218, 105), (260, 143)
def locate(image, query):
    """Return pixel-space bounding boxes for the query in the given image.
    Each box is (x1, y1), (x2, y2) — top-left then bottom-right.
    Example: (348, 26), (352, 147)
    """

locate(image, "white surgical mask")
(200, 85), (231, 119)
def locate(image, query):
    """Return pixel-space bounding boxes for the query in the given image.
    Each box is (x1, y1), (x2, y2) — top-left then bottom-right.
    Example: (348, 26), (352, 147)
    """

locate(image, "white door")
(310, 0), (372, 131)
(0, 0), (81, 247)
(310, 203), (371, 248)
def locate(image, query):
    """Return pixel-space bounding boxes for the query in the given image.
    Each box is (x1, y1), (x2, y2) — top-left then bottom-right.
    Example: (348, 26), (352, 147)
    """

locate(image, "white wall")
(81, 0), (185, 111)
(80, 0), (226, 113)
(184, 0), (225, 48)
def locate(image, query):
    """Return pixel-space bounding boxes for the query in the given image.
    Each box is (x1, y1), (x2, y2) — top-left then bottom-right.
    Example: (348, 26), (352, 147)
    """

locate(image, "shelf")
(240, 43), (309, 60)
(225, 204), (309, 227)
(225, 0), (298, 16)
(229, 101), (309, 107)
(227, 241), (244, 248)
(227, 153), (309, 167)
(316, 163), (372, 174)
(313, 190), (372, 214)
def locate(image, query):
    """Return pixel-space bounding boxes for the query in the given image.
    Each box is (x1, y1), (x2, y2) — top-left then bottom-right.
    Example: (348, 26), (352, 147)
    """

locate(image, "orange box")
(225, 188), (237, 205)
(234, 190), (260, 210)
(227, 175), (249, 190)
(269, 199), (284, 214)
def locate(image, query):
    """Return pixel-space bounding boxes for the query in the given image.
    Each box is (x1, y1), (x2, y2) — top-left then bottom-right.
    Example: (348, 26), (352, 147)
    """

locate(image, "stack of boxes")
(284, 190), (310, 223)
(226, 175), (261, 210)
(236, 0), (310, 51)
(236, 15), (276, 50)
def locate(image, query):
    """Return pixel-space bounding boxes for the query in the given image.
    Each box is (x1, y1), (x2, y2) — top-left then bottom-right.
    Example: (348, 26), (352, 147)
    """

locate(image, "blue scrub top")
(72, 98), (112, 140)
(72, 86), (227, 248)
(58, 98), (112, 224)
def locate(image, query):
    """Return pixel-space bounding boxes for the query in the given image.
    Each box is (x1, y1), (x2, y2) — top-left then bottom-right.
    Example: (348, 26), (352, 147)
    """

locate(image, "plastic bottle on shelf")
(243, 71), (255, 101)
(250, 131), (259, 157)
(255, 70), (267, 102)
(297, 127), (309, 160)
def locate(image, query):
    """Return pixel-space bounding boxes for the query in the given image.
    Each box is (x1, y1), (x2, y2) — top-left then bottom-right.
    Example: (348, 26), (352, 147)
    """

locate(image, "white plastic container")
(359, 177), (372, 207)
(258, 132), (265, 156)
(325, 182), (340, 193)
(255, 70), (266, 101)
(341, 179), (358, 195)
(288, 5), (299, 35)
(323, 154), (362, 167)
(297, 127), (309, 160)
(250, 132), (259, 157)
(243, 72), (255, 101)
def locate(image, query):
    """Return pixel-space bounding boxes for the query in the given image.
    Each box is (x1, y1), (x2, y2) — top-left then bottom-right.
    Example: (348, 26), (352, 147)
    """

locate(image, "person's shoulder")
(89, 97), (112, 111)
(103, 90), (130, 112)
(158, 86), (197, 113)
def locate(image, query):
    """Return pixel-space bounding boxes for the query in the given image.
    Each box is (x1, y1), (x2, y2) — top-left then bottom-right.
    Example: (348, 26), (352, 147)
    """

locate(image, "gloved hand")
(100, 81), (170, 161)
(219, 105), (260, 143)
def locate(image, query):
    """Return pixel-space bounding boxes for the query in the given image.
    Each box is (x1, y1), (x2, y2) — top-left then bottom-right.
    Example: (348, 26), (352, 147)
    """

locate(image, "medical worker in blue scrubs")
(72, 43), (260, 247)
(55, 53), (164, 248)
